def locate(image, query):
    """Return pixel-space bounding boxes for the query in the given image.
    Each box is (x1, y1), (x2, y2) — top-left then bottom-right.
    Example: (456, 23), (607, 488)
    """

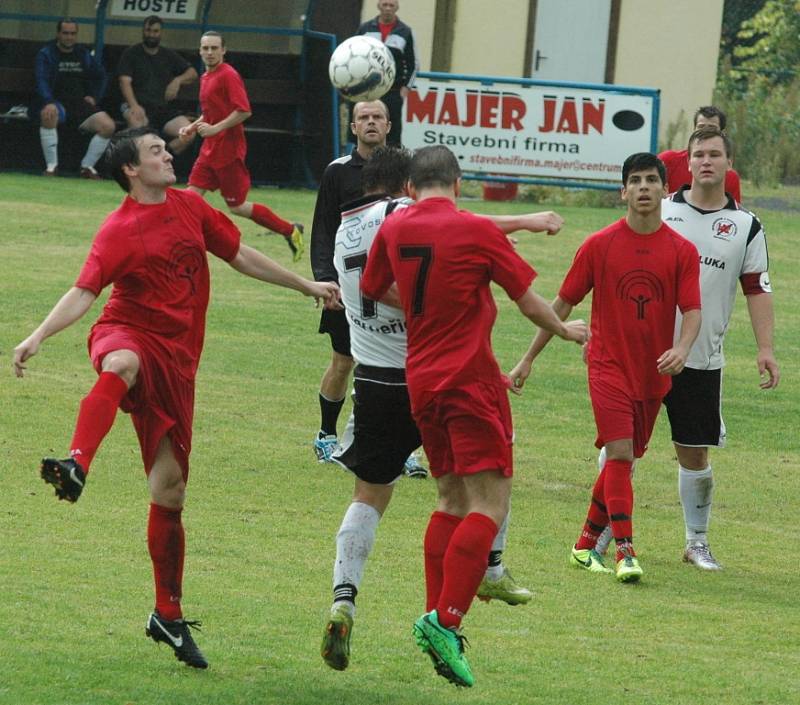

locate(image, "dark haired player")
(510, 153), (701, 584)
(361, 145), (587, 687)
(320, 147), (560, 671)
(179, 31), (304, 261)
(13, 127), (339, 669)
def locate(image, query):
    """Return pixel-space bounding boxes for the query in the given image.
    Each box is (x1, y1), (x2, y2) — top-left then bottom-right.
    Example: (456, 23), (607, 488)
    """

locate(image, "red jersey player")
(659, 105), (742, 201)
(179, 31), (305, 262)
(510, 152), (702, 584)
(12, 127), (339, 669)
(361, 145), (587, 687)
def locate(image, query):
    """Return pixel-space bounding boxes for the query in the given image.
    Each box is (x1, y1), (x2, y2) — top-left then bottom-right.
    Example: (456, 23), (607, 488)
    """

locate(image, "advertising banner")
(109, 0), (200, 20)
(404, 74), (658, 184)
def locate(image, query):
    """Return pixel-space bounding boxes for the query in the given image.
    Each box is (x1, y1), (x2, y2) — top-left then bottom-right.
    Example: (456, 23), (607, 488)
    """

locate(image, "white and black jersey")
(333, 195), (412, 369)
(662, 186), (770, 370)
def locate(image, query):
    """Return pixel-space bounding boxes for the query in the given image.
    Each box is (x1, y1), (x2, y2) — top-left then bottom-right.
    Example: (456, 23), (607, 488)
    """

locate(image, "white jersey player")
(661, 127), (778, 570)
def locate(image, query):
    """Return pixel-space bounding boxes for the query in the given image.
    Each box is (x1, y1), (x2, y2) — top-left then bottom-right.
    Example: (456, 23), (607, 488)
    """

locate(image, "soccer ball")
(328, 36), (396, 102)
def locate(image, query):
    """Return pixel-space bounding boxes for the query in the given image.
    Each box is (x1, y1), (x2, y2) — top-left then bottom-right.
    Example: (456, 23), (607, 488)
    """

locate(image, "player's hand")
(400, 86), (410, 99)
(196, 121), (220, 137)
(13, 335), (42, 378)
(757, 351), (780, 389)
(506, 235), (519, 249)
(508, 358), (533, 395)
(178, 123), (197, 142)
(41, 103), (58, 123)
(525, 211), (564, 235)
(656, 347), (687, 376)
(83, 96), (96, 107)
(310, 281), (343, 310)
(563, 319), (588, 345)
(164, 78), (181, 102)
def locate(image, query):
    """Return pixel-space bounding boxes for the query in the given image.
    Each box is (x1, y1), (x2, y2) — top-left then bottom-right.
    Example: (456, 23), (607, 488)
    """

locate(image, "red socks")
(576, 468), (609, 550)
(423, 511), (461, 611)
(604, 459), (635, 560)
(250, 203), (292, 236)
(148, 503), (185, 621)
(436, 513), (498, 629)
(69, 371), (128, 473)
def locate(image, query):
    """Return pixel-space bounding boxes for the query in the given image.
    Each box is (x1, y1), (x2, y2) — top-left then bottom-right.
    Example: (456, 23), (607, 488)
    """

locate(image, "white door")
(531, 0), (611, 83)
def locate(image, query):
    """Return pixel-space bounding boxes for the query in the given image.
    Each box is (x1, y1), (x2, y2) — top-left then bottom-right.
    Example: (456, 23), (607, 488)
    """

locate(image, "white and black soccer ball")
(328, 35), (396, 102)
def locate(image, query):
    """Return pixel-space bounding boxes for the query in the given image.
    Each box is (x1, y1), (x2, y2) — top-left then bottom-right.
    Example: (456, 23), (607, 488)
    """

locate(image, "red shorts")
(589, 377), (661, 459)
(88, 324), (194, 480)
(188, 157), (250, 207)
(414, 381), (514, 478)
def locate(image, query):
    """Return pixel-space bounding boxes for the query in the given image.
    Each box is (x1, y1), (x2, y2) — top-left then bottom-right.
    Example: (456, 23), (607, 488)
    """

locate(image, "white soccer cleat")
(683, 541), (722, 571)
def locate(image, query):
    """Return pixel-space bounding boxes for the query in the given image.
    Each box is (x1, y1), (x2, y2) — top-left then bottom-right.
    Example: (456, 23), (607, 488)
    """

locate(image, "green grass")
(1, 173), (797, 705)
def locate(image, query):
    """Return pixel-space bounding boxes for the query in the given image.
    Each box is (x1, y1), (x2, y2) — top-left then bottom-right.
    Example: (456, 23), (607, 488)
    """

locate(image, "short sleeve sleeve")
(225, 68), (251, 113)
(559, 238), (595, 306)
(480, 222), (536, 300)
(677, 240), (701, 312)
(75, 226), (130, 295)
(197, 197), (241, 261)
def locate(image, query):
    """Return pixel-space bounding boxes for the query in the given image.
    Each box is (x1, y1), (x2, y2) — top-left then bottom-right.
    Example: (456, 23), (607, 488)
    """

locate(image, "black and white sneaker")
(40, 458), (86, 503)
(146, 610), (208, 669)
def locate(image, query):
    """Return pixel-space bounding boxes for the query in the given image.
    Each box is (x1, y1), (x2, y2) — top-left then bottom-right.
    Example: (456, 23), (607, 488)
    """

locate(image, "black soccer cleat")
(40, 458), (86, 503)
(146, 611), (208, 669)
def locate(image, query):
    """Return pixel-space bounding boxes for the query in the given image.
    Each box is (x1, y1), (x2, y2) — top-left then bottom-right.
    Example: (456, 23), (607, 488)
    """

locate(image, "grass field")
(1, 173), (797, 705)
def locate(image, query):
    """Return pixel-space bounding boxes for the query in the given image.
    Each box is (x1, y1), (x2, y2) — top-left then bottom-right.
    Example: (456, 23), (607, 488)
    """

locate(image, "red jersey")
(198, 62), (251, 167)
(560, 218), (700, 400)
(659, 149), (742, 202)
(361, 197), (536, 411)
(75, 188), (241, 378)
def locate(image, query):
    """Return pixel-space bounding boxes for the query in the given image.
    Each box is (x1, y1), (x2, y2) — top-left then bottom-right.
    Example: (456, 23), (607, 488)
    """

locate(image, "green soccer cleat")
(476, 568), (532, 605)
(412, 610), (474, 688)
(570, 546), (614, 574)
(615, 549), (643, 583)
(321, 604), (353, 671)
(286, 223), (305, 263)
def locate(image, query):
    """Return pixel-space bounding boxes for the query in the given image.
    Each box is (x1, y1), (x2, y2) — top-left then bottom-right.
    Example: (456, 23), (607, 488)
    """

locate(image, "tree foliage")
(731, 0), (800, 82)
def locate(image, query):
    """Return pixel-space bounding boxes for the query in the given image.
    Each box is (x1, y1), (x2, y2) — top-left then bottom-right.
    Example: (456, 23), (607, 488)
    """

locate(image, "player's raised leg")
(41, 348), (135, 502)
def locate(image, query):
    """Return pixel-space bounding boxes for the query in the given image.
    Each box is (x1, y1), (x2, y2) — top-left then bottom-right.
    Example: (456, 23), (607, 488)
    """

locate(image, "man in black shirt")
(118, 15), (198, 154)
(311, 100), (392, 463)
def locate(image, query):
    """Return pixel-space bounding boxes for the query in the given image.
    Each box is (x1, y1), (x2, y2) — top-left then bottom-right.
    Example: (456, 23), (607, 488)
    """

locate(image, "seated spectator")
(659, 106), (742, 202)
(32, 18), (116, 178)
(118, 15), (198, 155)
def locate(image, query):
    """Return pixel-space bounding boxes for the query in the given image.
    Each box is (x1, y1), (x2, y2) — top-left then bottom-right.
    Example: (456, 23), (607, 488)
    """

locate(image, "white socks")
(679, 465), (714, 543)
(39, 127), (58, 170)
(332, 501), (381, 612)
(81, 134), (110, 169)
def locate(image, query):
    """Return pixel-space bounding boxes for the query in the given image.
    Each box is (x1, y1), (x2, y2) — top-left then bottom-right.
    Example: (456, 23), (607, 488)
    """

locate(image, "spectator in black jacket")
(33, 19), (116, 178)
(356, 1), (419, 146)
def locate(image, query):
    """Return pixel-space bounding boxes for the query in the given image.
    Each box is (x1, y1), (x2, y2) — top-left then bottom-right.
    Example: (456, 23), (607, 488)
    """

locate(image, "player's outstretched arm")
(509, 293), (585, 394)
(746, 293), (780, 389)
(483, 211), (564, 236)
(229, 244), (342, 309)
(657, 308), (701, 376)
(13, 287), (97, 378)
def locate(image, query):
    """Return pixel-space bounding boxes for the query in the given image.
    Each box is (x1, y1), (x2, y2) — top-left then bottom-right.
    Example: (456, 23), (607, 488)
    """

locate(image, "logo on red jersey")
(168, 241), (204, 295)
(616, 270), (664, 320)
(712, 217), (737, 242)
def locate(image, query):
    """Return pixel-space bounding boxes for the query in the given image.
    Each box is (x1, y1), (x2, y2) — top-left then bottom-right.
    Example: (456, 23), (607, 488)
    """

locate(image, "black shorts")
(663, 367), (726, 448)
(332, 365), (422, 484)
(318, 307), (351, 356)
(53, 98), (102, 128)
(133, 103), (187, 132)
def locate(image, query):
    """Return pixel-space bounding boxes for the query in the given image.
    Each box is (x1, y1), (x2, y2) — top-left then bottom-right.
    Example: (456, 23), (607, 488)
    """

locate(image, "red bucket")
(482, 180), (518, 201)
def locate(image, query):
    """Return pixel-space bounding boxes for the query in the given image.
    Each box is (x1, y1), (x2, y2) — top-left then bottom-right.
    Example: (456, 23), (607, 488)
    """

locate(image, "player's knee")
(101, 350), (139, 387)
(97, 115), (116, 137)
(330, 353), (354, 377)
